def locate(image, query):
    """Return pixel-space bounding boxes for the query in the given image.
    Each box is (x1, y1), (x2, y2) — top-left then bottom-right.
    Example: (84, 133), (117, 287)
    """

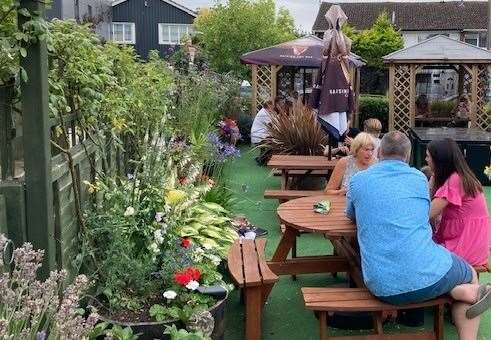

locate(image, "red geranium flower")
(186, 267), (201, 281)
(181, 238), (191, 248)
(174, 271), (192, 286)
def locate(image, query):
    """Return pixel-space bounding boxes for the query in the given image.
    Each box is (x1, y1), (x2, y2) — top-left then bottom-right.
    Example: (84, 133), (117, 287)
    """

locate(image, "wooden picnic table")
(267, 195), (365, 288)
(265, 195), (354, 281)
(267, 155), (338, 189)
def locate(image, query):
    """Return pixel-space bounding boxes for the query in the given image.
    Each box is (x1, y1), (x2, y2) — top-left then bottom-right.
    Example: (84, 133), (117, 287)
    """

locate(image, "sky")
(178, 0), (480, 33)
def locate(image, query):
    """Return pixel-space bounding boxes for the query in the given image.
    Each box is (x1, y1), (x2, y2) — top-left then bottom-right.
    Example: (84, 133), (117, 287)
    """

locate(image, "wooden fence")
(0, 80), (115, 273)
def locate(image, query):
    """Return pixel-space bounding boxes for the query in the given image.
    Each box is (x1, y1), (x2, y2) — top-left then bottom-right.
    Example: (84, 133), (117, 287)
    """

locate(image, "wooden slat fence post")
(19, 0), (55, 277)
(0, 80), (15, 180)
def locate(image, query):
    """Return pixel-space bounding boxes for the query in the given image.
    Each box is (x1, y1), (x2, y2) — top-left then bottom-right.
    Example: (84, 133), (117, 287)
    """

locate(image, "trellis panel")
(255, 65), (273, 113)
(391, 64), (412, 133)
(475, 65), (490, 131)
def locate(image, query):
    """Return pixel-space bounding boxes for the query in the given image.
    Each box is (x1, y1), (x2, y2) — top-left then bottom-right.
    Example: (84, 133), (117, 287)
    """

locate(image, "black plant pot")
(97, 293), (228, 340)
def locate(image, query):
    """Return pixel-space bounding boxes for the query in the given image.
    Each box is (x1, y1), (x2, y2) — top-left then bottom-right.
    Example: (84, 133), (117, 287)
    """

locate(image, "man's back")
(251, 108), (271, 144)
(346, 160), (452, 297)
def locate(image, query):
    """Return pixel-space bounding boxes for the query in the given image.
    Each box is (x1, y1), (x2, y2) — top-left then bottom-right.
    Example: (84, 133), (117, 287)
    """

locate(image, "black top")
(411, 128), (491, 144)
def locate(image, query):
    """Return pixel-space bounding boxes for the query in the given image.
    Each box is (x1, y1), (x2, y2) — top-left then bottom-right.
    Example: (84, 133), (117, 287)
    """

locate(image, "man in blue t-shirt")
(346, 131), (491, 339)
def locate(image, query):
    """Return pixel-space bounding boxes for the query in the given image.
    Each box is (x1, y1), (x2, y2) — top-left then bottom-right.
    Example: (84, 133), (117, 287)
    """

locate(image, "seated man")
(346, 131), (491, 340)
(251, 100), (274, 145)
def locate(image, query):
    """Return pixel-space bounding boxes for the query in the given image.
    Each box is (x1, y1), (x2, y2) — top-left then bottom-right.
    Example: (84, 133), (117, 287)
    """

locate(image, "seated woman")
(454, 94), (471, 119)
(415, 94), (430, 118)
(427, 139), (490, 266)
(324, 132), (376, 195)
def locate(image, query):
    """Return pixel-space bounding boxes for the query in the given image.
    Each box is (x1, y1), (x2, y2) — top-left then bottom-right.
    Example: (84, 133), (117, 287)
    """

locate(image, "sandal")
(466, 285), (491, 319)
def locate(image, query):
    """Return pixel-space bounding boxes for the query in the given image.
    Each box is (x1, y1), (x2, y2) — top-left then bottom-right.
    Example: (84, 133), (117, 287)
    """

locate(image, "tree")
(350, 12), (404, 69)
(194, 0), (297, 78)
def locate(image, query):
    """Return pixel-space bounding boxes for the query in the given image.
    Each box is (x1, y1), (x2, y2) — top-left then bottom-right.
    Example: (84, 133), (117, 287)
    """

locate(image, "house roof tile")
(313, 1), (488, 32)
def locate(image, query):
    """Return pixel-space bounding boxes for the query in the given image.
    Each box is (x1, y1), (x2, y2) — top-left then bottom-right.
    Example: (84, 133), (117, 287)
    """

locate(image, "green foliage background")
(194, 0), (297, 79)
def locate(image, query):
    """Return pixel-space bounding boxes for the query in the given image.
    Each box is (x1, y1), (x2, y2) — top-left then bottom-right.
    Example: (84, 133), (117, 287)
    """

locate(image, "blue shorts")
(378, 253), (473, 305)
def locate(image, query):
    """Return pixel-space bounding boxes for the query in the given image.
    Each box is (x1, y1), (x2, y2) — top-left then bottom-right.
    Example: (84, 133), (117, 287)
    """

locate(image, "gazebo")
(240, 35), (365, 123)
(384, 35), (491, 133)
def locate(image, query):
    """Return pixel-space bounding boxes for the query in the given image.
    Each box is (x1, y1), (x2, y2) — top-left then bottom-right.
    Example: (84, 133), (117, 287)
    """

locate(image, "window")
(112, 22), (135, 44)
(465, 32), (487, 48)
(87, 5), (92, 19)
(158, 24), (194, 45)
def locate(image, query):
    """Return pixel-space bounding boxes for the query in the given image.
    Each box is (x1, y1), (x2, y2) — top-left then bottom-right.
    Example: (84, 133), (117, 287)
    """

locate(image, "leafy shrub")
(430, 100), (456, 117)
(358, 95), (389, 132)
(262, 105), (328, 155)
(237, 112), (253, 144)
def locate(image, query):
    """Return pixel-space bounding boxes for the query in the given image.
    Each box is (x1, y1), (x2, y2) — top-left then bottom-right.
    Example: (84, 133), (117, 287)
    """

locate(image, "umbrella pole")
(303, 68), (306, 104)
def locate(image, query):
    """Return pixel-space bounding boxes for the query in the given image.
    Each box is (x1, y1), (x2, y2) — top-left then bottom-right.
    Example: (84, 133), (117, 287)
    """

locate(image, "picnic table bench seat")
(272, 169), (329, 177)
(302, 287), (450, 340)
(264, 189), (325, 201)
(227, 239), (278, 340)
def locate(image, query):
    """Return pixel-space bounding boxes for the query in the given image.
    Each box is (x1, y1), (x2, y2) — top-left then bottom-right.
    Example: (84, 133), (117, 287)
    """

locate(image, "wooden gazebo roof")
(383, 35), (491, 64)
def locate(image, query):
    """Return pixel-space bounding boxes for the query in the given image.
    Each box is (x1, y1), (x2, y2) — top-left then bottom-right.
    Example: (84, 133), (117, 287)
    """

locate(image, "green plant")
(164, 325), (211, 340)
(350, 12), (404, 69)
(203, 184), (236, 211)
(237, 112), (253, 144)
(89, 323), (139, 340)
(262, 105), (328, 155)
(358, 95), (389, 131)
(194, 0), (297, 78)
(0, 0), (51, 85)
(430, 100), (456, 117)
(0, 234), (98, 339)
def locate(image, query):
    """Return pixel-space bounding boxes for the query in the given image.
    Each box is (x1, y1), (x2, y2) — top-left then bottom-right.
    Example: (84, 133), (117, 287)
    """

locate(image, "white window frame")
(112, 22), (136, 44)
(158, 23), (193, 45)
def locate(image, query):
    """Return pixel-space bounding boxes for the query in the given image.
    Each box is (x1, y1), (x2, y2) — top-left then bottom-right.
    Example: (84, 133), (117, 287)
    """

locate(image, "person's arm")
(346, 183), (356, 221)
(324, 158), (347, 195)
(430, 197), (448, 220)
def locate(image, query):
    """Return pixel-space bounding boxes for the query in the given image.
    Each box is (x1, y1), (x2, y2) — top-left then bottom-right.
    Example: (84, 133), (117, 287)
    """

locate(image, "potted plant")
(80, 140), (237, 339)
(262, 105), (329, 190)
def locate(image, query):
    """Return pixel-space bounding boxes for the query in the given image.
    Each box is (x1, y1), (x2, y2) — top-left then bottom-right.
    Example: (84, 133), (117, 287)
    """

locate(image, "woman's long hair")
(427, 138), (482, 197)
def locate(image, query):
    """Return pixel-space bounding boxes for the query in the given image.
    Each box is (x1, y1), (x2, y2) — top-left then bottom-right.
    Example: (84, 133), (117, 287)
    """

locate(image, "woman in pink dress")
(426, 138), (489, 266)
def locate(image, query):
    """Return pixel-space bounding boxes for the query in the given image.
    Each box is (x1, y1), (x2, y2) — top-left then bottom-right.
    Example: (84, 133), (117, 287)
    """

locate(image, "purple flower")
(36, 332), (46, 340)
(208, 133), (240, 162)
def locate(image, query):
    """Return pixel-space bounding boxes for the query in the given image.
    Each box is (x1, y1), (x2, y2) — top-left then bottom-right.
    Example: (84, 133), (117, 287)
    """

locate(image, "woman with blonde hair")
(325, 132), (377, 195)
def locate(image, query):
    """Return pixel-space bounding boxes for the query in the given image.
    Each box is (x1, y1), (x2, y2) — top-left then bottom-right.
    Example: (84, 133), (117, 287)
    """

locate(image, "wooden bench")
(302, 287), (451, 340)
(272, 169), (329, 177)
(264, 189), (324, 202)
(227, 239), (278, 340)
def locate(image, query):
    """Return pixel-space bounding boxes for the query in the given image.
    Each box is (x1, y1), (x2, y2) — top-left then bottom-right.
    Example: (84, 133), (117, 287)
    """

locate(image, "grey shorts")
(379, 253), (473, 305)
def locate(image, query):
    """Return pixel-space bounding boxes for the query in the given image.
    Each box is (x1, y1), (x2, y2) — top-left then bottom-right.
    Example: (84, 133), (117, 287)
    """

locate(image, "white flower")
(186, 280), (200, 291)
(154, 230), (164, 244)
(149, 243), (159, 254)
(208, 254), (221, 266)
(124, 206), (135, 217)
(163, 290), (177, 300)
(155, 212), (164, 222)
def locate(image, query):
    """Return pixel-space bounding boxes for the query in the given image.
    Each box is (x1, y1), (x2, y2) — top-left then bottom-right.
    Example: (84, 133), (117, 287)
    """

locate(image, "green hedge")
(358, 95), (389, 132)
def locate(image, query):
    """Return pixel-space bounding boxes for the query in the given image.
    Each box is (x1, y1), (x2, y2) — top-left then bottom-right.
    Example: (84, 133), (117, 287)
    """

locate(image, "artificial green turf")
(222, 146), (491, 340)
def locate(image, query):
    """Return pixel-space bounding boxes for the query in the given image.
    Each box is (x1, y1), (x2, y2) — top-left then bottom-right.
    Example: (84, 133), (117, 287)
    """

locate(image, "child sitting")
(363, 118), (382, 156)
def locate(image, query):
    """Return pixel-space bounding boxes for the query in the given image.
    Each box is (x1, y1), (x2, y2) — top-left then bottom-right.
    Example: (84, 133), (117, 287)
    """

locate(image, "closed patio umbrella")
(310, 5), (354, 142)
